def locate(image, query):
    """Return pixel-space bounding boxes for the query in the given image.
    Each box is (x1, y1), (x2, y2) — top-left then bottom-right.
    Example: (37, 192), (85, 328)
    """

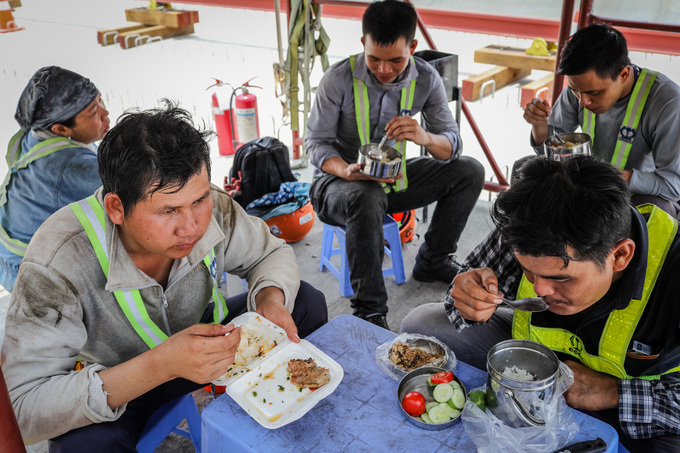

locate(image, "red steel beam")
(173, 0), (680, 55)
(552, 0), (575, 106)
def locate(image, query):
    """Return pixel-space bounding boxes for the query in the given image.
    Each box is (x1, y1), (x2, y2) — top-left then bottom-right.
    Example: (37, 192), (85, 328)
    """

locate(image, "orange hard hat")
(390, 210), (416, 244)
(265, 199), (315, 243)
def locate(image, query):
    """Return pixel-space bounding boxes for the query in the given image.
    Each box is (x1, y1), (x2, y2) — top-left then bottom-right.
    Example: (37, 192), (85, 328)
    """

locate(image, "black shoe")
(364, 314), (390, 330)
(412, 256), (461, 284)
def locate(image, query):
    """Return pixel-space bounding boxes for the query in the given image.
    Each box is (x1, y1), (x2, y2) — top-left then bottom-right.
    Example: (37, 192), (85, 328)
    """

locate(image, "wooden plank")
(97, 24), (149, 46)
(520, 73), (554, 108)
(125, 8), (199, 27)
(474, 45), (556, 72)
(117, 24), (195, 49)
(8, 0), (21, 8)
(462, 66), (531, 102)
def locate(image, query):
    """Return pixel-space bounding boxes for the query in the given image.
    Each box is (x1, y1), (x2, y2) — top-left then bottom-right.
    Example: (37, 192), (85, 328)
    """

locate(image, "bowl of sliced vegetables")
(397, 366), (466, 430)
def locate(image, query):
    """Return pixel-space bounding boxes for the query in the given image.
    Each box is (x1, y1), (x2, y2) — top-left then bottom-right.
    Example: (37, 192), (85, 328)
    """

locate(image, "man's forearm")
(423, 133), (454, 160)
(321, 156), (350, 178)
(98, 348), (170, 409)
(531, 122), (550, 145)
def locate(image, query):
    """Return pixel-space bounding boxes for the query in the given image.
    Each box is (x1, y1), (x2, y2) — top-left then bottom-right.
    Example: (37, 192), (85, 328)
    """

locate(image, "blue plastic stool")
(136, 393), (202, 453)
(319, 214), (406, 297)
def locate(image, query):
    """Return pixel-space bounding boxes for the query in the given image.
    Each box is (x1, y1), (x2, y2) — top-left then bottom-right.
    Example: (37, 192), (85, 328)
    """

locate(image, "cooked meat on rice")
(389, 342), (442, 370)
(287, 358), (330, 388)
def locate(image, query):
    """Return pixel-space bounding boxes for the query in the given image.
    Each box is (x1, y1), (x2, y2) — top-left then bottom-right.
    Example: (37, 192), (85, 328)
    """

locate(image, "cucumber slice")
(449, 380), (461, 390)
(427, 375), (436, 387)
(433, 383), (454, 403)
(428, 405), (451, 424)
(421, 412), (432, 424)
(426, 401), (440, 413)
(448, 387), (466, 410)
(439, 402), (458, 418)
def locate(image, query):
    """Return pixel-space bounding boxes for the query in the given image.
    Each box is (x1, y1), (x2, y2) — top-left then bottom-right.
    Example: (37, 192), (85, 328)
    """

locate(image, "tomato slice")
(430, 370), (454, 384)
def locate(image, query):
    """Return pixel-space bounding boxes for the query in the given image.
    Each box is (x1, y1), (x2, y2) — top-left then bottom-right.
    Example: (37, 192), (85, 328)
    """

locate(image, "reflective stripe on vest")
(512, 204), (679, 380)
(582, 68), (658, 170)
(349, 54), (416, 193)
(0, 131), (80, 257)
(70, 195), (229, 349)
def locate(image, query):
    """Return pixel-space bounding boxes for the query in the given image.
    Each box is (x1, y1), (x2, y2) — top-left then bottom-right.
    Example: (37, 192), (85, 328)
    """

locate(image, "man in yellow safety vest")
(306, 0), (485, 330)
(1, 101), (327, 449)
(401, 155), (680, 452)
(524, 23), (680, 219)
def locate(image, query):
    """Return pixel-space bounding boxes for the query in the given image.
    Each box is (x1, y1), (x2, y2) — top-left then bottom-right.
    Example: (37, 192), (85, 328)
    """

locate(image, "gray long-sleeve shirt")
(532, 68), (680, 202)
(305, 53), (462, 178)
(0, 185), (300, 444)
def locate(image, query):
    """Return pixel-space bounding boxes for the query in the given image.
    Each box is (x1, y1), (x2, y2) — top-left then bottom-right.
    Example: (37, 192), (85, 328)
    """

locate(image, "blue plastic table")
(202, 314), (628, 452)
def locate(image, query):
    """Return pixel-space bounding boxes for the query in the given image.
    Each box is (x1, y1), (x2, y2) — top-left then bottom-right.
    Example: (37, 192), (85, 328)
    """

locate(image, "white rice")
(501, 365), (535, 382)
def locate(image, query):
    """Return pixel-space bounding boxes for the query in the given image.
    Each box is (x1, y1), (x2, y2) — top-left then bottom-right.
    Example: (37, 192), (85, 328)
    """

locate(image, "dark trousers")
(310, 156), (485, 317)
(48, 281), (327, 452)
(400, 304), (680, 453)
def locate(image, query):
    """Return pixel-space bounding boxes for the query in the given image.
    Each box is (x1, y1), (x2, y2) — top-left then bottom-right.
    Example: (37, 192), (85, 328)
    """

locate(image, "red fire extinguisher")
(206, 77), (261, 156)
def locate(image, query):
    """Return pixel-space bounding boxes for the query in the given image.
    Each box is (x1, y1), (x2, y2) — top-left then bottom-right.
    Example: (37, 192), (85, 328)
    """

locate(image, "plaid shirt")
(445, 228), (680, 439)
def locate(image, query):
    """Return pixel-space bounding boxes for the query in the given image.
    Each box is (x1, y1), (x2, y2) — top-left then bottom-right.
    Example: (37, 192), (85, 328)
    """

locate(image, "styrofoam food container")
(214, 312), (344, 429)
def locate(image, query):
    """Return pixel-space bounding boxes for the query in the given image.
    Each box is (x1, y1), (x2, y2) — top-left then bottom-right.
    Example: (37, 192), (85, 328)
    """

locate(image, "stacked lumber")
(97, 8), (199, 49)
(462, 45), (557, 104)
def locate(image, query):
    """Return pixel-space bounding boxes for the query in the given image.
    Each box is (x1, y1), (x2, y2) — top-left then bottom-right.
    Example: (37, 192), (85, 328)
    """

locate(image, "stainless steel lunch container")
(544, 132), (592, 161)
(358, 143), (402, 179)
(486, 339), (560, 428)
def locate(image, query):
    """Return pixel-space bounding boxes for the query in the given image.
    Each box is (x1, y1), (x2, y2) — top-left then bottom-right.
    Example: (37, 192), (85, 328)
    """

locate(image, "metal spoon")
(550, 125), (566, 145)
(501, 296), (549, 312)
(377, 133), (389, 151)
(369, 134), (389, 159)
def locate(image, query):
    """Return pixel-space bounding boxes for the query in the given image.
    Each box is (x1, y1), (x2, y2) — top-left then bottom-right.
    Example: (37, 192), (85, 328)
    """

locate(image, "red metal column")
(551, 0), (576, 106)
(577, 0), (594, 30)
(0, 367), (25, 453)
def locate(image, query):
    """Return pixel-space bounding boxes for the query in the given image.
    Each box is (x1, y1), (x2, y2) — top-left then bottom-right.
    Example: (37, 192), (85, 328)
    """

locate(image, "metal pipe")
(591, 16), (680, 34)
(274, 0), (285, 68)
(577, 0), (594, 30)
(404, 0), (437, 51)
(551, 0), (576, 106)
(0, 368), (26, 453)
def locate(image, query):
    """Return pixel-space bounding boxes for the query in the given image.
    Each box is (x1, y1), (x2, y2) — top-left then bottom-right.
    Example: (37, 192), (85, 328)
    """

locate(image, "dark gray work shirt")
(305, 52), (462, 178)
(532, 69), (680, 202)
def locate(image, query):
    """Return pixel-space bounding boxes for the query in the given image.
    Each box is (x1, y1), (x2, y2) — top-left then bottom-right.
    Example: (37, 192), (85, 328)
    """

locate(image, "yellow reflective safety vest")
(70, 195), (229, 349)
(582, 68), (658, 170)
(349, 54), (416, 193)
(512, 204), (679, 380)
(0, 131), (81, 257)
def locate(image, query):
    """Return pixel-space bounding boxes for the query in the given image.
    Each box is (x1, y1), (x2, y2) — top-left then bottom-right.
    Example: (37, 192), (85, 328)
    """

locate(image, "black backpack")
(228, 136), (297, 209)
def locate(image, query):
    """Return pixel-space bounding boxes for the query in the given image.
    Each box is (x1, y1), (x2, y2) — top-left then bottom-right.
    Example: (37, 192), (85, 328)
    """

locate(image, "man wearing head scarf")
(0, 66), (109, 291)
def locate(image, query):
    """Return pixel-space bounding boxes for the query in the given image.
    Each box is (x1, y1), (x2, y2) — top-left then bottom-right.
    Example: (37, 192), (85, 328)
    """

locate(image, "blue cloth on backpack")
(246, 182), (309, 210)
(246, 182), (310, 221)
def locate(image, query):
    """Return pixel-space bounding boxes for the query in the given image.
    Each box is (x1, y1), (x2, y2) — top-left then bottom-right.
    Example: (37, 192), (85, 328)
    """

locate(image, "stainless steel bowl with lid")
(358, 143), (402, 179)
(544, 132), (592, 161)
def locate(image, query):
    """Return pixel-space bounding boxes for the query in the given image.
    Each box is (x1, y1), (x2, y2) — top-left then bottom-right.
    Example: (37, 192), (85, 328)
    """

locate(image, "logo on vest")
(618, 126), (637, 144)
(569, 335), (584, 357)
(209, 256), (217, 279)
(399, 109), (412, 117)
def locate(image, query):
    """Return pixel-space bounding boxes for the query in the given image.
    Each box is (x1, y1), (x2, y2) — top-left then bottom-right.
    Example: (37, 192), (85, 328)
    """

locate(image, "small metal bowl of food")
(398, 366), (467, 430)
(544, 132), (591, 161)
(358, 143), (402, 179)
(389, 337), (448, 373)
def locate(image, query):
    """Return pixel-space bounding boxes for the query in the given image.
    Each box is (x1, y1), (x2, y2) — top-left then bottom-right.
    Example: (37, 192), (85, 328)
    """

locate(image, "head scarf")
(14, 66), (99, 132)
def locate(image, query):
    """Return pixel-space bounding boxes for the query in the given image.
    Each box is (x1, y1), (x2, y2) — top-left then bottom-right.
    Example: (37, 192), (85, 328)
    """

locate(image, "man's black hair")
(492, 156), (632, 269)
(558, 23), (632, 80)
(362, 0), (417, 46)
(98, 99), (214, 216)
